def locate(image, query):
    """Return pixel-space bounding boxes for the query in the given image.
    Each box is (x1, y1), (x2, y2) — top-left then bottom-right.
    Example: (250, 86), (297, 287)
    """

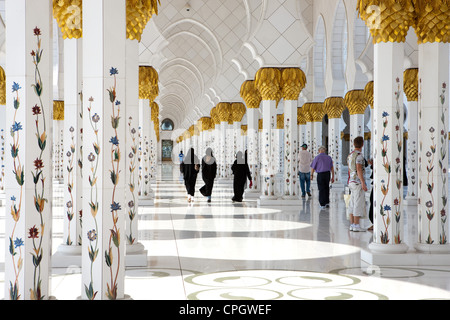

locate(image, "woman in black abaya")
(181, 148), (200, 203)
(200, 148), (217, 203)
(231, 151), (252, 202)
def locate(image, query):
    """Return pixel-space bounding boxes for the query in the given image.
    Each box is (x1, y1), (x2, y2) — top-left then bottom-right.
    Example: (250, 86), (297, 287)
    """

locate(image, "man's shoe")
(353, 225), (366, 232)
(307, 192), (312, 197)
(301, 194), (306, 198)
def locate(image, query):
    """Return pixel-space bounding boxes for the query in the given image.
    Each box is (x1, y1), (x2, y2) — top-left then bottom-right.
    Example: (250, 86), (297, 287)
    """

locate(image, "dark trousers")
(317, 171), (330, 206)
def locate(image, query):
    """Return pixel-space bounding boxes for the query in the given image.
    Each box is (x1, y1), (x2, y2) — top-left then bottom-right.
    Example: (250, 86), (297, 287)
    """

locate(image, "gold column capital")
(127, 0), (160, 42)
(281, 68), (307, 101)
(150, 101), (159, 122)
(412, 0), (450, 44)
(364, 81), (374, 109)
(302, 103), (314, 123)
(403, 68), (419, 102)
(210, 107), (221, 126)
(240, 80), (262, 109)
(217, 102), (232, 123)
(324, 97), (346, 119)
(53, 100), (65, 120)
(345, 89), (369, 115)
(53, 0), (83, 39)
(258, 119), (263, 131)
(255, 67), (282, 104)
(309, 103), (325, 123)
(0, 66), (5, 105)
(297, 107), (306, 125)
(231, 102), (246, 122)
(198, 117), (212, 132)
(357, 0), (415, 43)
(139, 66), (159, 101)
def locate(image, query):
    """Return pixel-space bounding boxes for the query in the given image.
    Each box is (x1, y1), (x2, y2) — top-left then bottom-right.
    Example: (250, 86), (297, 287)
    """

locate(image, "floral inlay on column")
(127, 116), (137, 245)
(379, 111), (391, 244)
(393, 77), (403, 244)
(9, 81), (23, 300)
(439, 82), (447, 244)
(66, 125), (76, 245)
(30, 27), (48, 300)
(85, 97), (100, 300)
(106, 67), (122, 300)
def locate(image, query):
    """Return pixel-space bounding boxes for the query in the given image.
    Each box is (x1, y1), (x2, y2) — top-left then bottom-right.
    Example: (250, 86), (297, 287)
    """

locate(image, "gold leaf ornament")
(324, 97), (346, 119)
(255, 68), (282, 104)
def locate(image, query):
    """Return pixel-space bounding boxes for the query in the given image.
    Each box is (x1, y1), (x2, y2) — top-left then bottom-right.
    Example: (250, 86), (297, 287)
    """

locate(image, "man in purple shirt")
(311, 146), (335, 209)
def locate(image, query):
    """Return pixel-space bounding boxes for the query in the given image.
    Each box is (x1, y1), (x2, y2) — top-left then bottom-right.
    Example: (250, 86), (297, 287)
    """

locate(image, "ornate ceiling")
(139, 0), (314, 131)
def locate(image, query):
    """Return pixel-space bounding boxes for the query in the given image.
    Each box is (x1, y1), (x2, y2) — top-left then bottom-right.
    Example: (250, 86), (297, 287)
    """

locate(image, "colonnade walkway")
(1, 163), (450, 300)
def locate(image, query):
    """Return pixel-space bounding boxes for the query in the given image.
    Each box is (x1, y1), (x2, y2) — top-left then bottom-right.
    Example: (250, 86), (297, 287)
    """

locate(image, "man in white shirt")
(298, 144), (313, 198)
(347, 136), (367, 232)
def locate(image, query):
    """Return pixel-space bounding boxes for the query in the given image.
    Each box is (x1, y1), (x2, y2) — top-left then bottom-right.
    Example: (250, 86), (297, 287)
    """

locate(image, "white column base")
(52, 245), (82, 268)
(415, 243), (450, 254)
(217, 178), (232, 184)
(257, 196), (302, 206)
(77, 294), (133, 300)
(244, 190), (261, 198)
(361, 243), (450, 266)
(126, 242), (148, 267)
(330, 182), (345, 190)
(403, 196), (418, 206)
(139, 196), (154, 206)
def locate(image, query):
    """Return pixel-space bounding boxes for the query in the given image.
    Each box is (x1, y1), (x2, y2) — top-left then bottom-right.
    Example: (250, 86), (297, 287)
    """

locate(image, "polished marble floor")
(1, 163), (450, 300)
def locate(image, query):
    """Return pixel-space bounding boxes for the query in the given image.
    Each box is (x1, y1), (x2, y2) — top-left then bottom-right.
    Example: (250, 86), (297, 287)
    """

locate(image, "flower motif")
(110, 202), (121, 212)
(11, 196), (16, 201)
(66, 201), (73, 208)
(429, 127), (435, 133)
(12, 82), (21, 92)
(88, 152), (96, 162)
(11, 122), (23, 132)
(69, 126), (75, 133)
(34, 158), (44, 170)
(382, 111), (389, 117)
(383, 205), (391, 211)
(382, 135), (389, 142)
(425, 200), (433, 208)
(87, 229), (97, 241)
(109, 136), (119, 146)
(128, 200), (135, 208)
(92, 113), (100, 123)
(33, 27), (41, 36)
(28, 225), (39, 239)
(14, 237), (24, 248)
(110, 67), (119, 76)
(115, 100), (121, 106)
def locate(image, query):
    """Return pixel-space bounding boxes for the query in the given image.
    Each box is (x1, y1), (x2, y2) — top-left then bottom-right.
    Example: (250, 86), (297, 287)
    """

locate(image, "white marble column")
(404, 68), (419, 205)
(302, 103), (315, 156)
(5, 0), (53, 300)
(370, 42), (408, 254)
(53, 37), (83, 267)
(324, 97), (346, 186)
(283, 101), (299, 198)
(139, 99), (154, 203)
(310, 103), (325, 155)
(259, 100), (277, 200)
(416, 42), (450, 252)
(82, 0), (127, 300)
(125, 39), (147, 265)
(244, 107), (260, 197)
